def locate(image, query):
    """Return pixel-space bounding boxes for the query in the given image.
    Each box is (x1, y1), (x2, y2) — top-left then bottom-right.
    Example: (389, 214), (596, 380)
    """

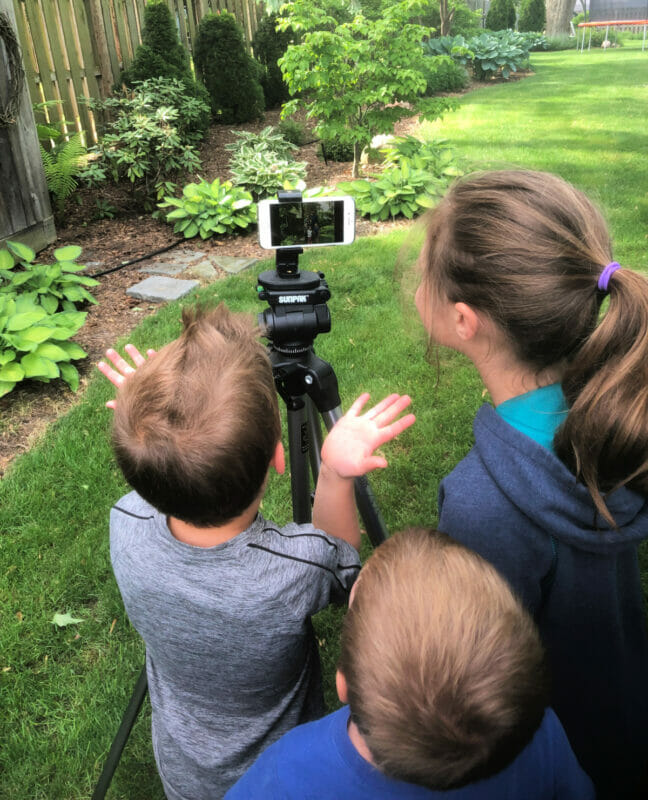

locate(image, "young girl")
(415, 169), (648, 799)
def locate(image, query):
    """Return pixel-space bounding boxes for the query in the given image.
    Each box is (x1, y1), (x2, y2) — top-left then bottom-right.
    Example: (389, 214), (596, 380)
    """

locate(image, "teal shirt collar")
(495, 383), (568, 451)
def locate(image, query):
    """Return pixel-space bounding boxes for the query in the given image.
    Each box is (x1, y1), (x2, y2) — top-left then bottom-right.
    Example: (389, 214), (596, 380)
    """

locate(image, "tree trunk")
(352, 141), (362, 178)
(545, 0), (574, 36)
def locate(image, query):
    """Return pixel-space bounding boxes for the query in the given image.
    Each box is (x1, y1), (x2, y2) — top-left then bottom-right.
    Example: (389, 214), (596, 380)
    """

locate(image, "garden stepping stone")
(212, 256), (258, 274)
(126, 276), (200, 303)
(138, 261), (187, 277)
(186, 259), (219, 281)
(138, 249), (209, 277)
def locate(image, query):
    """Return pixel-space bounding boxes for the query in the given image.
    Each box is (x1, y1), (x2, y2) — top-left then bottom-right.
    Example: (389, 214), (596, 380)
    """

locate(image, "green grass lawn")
(421, 41), (648, 271)
(2, 41), (648, 800)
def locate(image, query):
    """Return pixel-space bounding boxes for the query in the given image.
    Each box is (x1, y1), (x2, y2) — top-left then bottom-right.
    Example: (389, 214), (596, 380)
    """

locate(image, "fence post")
(85, 0), (113, 98)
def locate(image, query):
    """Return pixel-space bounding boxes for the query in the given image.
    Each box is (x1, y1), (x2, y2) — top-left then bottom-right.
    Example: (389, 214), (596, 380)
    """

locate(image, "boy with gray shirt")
(105, 304), (414, 800)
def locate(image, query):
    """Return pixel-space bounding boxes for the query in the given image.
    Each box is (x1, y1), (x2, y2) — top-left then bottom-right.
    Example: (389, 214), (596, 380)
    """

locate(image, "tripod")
(92, 238), (389, 800)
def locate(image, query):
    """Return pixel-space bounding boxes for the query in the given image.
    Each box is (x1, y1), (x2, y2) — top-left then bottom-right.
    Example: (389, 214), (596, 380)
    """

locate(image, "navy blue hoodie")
(439, 404), (648, 799)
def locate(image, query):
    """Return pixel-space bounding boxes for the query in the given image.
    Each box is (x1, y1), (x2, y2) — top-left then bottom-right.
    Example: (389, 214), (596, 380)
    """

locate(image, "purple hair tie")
(598, 261), (621, 292)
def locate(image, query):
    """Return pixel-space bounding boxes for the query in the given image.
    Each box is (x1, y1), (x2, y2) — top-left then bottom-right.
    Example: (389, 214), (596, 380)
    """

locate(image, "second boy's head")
(112, 303), (282, 527)
(337, 528), (548, 790)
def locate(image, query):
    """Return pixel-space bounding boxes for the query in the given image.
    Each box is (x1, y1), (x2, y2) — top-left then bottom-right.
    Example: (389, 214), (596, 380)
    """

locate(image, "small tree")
(121, 1), (192, 86)
(518, 0), (546, 31)
(278, 0), (456, 177)
(194, 12), (265, 124)
(485, 0), (517, 30)
(252, 14), (292, 109)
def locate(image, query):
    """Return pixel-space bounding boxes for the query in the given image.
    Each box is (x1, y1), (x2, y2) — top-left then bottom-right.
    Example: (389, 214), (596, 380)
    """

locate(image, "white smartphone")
(257, 196), (356, 250)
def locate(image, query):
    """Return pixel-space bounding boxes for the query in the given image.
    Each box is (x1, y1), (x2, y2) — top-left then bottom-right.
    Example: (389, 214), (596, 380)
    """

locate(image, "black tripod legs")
(286, 402), (388, 546)
(91, 664), (148, 800)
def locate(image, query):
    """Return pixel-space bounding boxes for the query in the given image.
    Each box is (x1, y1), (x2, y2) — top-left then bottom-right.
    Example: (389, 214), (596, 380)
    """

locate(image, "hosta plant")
(0, 242), (98, 314)
(0, 295), (87, 396)
(379, 135), (462, 179)
(228, 146), (308, 201)
(158, 178), (256, 239)
(225, 126), (297, 160)
(339, 162), (446, 221)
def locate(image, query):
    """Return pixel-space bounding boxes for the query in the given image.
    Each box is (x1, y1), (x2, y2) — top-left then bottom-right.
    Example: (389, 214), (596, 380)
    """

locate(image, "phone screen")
(269, 200), (345, 247)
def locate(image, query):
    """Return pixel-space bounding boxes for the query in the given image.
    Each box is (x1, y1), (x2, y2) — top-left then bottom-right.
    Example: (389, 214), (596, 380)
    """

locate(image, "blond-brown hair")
(338, 528), (548, 790)
(112, 303), (281, 526)
(419, 169), (648, 525)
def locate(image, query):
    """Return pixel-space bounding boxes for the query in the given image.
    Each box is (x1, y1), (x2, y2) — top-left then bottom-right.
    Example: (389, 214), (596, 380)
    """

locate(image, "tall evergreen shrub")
(194, 12), (265, 124)
(485, 0), (516, 31)
(122, 2), (191, 86)
(252, 14), (292, 109)
(518, 0), (546, 32)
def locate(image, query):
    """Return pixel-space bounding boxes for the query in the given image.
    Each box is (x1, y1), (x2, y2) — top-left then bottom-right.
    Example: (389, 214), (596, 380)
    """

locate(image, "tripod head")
(257, 191), (333, 354)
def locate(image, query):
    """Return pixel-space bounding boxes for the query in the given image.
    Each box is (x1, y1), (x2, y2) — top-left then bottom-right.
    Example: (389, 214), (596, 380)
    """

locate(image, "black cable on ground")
(88, 238), (185, 278)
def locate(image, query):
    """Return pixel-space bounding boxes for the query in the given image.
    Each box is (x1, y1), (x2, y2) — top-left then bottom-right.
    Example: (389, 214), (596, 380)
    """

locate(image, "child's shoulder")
(253, 516), (360, 566)
(111, 490), (157, 521)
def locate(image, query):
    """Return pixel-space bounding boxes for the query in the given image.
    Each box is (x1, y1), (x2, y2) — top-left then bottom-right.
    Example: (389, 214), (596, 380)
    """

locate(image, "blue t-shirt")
(225, 705), (594, 800)
(496, 383), (567, 451)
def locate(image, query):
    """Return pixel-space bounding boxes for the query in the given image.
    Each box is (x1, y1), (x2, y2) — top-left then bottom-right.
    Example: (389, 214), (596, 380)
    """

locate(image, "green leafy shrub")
(518, 0), (546, 33)
(0, 242), (98, 314)
(543, 34), (576, 50)
(421, 54), (470, 94)
(422, 31), (533, 79)
(194, 12), (265, 124)
(469, 30), (530, 80)
(225, 126), (297, 160)
(228, 146), (307, 200)
(120, 0), (207, 104)
(278, 118), (309, 147)
(158, 178), (256, 239)
(320, 138), (355, 163)
(87, 79), (207, 208)
(423, 35), (473, 62)
(0, 242), (93, 395)
(252, 13), (293, 109)
(339, 134), (462, 221)
(379, 134), (462, 176)
(485, 0), (516, 31)
(339, 163), (444, 221)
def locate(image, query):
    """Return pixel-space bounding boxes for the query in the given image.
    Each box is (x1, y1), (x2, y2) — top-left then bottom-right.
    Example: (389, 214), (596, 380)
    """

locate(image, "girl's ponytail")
(555, 267), (648, 526)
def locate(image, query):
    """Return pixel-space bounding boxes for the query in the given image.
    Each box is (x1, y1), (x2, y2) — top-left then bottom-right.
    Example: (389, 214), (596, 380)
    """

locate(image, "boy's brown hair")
(112, 303), (281, 527)
(338, 528), (548, 790)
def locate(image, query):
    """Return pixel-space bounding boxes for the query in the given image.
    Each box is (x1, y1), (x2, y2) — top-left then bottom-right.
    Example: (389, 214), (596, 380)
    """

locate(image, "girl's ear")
(271, 441), (285, 475)
(336, 670), (349, 704)
(453, 302), (482, 342)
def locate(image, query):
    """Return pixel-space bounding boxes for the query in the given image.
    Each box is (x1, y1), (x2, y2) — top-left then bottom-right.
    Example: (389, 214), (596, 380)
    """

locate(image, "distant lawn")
(421, 41), (648, 271)
(2, 40), (648, 799)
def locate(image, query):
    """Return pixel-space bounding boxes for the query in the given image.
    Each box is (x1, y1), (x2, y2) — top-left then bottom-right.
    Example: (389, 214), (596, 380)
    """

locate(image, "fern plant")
(40, 133), (86, 214)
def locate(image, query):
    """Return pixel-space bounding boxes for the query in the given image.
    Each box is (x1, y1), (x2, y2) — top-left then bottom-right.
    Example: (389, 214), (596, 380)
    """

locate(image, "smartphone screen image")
(258, 197), (355, 249)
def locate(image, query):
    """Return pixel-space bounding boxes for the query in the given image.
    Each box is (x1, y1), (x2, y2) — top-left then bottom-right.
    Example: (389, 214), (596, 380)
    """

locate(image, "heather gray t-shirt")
(110, 491), (361, 800)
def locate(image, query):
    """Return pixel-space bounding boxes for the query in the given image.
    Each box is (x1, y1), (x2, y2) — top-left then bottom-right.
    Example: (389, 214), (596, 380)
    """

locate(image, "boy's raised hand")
(97, 344), (156, 409)
(313, 393), (415, 551)
(321, 393), (415, 478)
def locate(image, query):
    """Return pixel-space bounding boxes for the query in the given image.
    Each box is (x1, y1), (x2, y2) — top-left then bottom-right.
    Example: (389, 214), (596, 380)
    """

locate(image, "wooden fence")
(12, 0), (262, 145)
(1, 0), (55, 252)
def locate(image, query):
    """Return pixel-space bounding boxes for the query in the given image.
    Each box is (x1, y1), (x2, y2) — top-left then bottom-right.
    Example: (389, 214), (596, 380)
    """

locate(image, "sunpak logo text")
(278, 296), (308, 303)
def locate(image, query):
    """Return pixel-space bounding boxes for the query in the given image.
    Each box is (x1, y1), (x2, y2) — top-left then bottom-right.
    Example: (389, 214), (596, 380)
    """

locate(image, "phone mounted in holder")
(256, 191), (332, 353)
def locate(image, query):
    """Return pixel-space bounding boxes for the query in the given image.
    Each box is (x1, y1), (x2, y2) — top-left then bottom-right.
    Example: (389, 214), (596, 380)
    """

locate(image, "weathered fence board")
(1, 0), (55, 251)
(12, 0), (262, 145)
